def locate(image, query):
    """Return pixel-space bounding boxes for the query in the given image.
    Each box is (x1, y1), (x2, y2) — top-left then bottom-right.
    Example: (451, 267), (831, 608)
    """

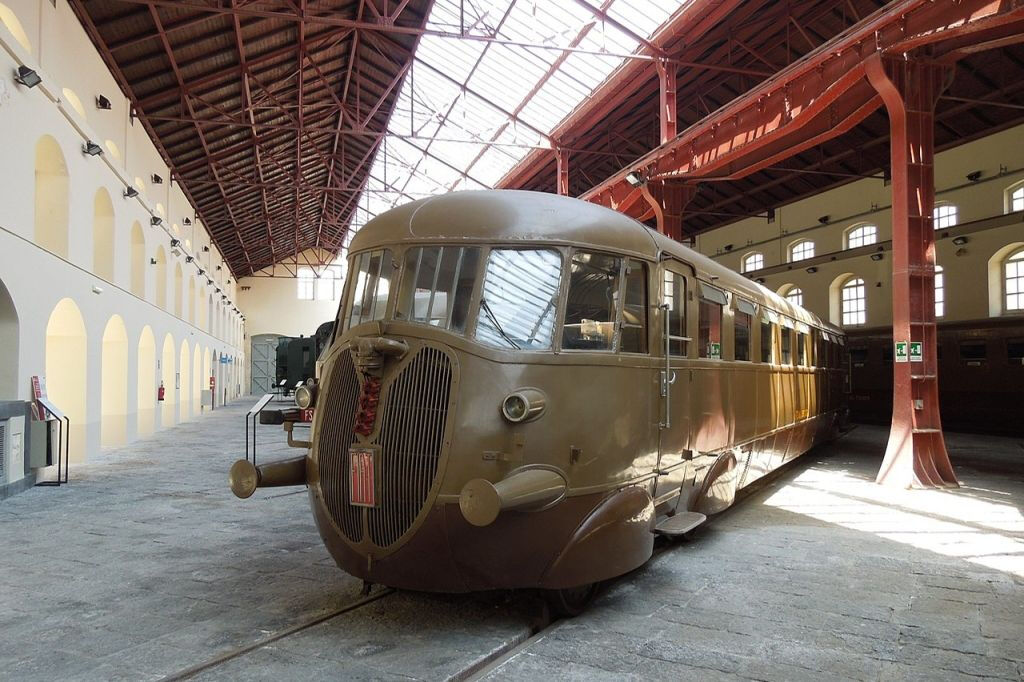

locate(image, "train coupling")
(229, 456), (308, 499)
(458, 466), (567, 527)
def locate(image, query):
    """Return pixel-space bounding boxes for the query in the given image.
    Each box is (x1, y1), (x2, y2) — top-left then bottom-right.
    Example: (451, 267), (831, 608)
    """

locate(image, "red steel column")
(555, 147), (569, 195)
(866, 55), (958, 489)
(656, 60), (677, 144)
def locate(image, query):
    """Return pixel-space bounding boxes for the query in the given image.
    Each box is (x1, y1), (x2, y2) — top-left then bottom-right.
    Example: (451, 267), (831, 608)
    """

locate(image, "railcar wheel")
(544, 582), (600, 617)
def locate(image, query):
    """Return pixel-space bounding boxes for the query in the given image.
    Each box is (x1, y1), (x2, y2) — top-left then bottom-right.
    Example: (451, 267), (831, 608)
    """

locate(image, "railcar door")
(654, 261), (694, 502)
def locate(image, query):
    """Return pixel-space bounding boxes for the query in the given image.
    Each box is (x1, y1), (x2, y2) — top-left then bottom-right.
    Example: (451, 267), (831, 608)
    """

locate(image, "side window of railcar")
(563, 252), (623, 351)
(346, 249), (395, 329)
(396, 246), (479, 332)
(663, 270), (688, 356)
(1008, 339), (1024, 366)
(475, 248), (561, 350)
(760, 317), (774, 363)
(698, 283), (727, 359)
(797, 332), (806, 366)
(780, 323), (792, 364)
(620, 259), (648, 353)
(734, 298), (756, 362)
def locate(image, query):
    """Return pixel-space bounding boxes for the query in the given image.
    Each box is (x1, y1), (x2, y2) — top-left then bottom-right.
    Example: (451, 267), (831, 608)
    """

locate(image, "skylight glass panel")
(348, 0), (683, 235)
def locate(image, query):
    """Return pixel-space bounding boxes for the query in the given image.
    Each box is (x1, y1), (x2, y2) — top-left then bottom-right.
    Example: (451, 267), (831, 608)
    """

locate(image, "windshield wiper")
(480, 299), (521, 350)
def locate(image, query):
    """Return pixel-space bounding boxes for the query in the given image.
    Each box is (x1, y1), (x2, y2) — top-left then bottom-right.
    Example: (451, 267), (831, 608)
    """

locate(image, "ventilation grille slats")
(317, 349), (362, 541)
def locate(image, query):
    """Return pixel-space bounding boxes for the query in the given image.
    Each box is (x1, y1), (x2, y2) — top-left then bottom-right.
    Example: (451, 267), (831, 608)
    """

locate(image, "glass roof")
(344, 0), (686, 251)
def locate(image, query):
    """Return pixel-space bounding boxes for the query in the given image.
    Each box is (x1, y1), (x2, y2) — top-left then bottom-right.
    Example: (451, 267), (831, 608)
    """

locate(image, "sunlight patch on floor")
(763, 465), (1024, 578)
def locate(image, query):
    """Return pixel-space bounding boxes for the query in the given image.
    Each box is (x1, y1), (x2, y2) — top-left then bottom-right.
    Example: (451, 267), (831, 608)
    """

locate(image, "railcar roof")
(351, 190), (839, 334)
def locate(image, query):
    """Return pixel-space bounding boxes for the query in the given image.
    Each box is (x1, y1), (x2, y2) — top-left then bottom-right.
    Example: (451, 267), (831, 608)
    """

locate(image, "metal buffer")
(867, 56), (958, 489)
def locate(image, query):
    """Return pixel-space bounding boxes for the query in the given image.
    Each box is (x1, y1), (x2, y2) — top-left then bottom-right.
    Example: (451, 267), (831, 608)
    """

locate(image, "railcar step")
(653, 512), (707, 536)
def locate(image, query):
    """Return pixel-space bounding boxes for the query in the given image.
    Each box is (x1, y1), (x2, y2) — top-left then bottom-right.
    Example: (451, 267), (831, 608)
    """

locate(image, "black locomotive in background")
(846, 317), (1024, 436)
(275, 321), (335, 388)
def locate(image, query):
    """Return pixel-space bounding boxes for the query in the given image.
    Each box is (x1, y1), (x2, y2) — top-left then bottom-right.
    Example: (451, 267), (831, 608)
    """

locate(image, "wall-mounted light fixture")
(185, 256), (194, 263)
(723, 244), (734, 252)
(150, 258), (157, 265)
(215, 265), (222, 271)
(870, 253), (883, 261)
(150, 216), (162, 226)
(14, 65), (41, 88)
(966, 170), (982, 183)
(183, 218), (192, 226)
(95, 94), (112, 110)
(151, 173), (163, 184)
(170, 238), (181, 247)
(817, 215), (829, 225)
(203, 246), (210, 252)
(124, 186), (139, 199)
(197, 268), (205, 276)
(82, 141), (103, 156)
(952, 235), (969, 246)
(755, 278), (766, 284)
(625, 170), (645, 188)
(206, 278), (213, 285)
(766, 208), (776, 223)
(806, 266), (818, 274)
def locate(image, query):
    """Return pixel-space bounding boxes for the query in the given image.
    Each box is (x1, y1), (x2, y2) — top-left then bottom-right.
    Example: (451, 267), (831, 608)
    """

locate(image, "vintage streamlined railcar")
(230, 190), (848, 611)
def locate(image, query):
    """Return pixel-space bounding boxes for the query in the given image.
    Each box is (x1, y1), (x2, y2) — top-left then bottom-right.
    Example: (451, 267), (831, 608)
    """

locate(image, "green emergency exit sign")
(895, 341), (908, 363)
(910, 341), (923, 362)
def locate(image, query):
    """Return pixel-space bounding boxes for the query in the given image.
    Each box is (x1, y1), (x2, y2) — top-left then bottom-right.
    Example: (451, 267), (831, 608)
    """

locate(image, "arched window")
(0, 3), (32, 53)
(935, 265), (944, 318)
(846, 224), (877, 249)
(933, 203), (958, 230)
(789, 240), (814, 262)
(297, 268), (315, 300)
(316, 266), (344, 300)
(741, 252), (763, 273)
(1006, 249), (1024, 312)
(786, 287), (803, 307)
(841, 278), (866, 326)
(1006, 182), (1024, 214)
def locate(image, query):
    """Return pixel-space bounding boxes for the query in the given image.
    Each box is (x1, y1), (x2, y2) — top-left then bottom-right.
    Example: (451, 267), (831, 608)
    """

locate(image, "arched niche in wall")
(207, 295), (213, 334)
(199, 289), (207, 331)
(154, 246), (168, 310)
(130, 222), (146, 298)
(100, 315), (128, 447)
(192, 343), (201, 416)
(93, 188), (115, 281)
(45, 298), (87, 462)
(0, 277), (19, 400)
(34, 136), (70, 259)
(160, 333), (175, 428)
(188, 277), (196, 324)
(174, 263), (184, 318)
(0, 3), (32, 54)
(203, 347), (211, 407)
(137, 326), (156, 437)
(178, 339), (190, 422)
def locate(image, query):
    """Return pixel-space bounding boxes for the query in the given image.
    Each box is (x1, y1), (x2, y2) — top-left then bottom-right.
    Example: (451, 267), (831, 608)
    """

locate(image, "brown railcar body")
(847, 318), (1024, 436)
(232, 190), (848, 594)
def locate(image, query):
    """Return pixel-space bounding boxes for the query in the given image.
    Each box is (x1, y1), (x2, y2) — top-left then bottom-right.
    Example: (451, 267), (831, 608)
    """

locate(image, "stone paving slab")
(483, 426), (1024, 681)
(0, 399), (535, 681)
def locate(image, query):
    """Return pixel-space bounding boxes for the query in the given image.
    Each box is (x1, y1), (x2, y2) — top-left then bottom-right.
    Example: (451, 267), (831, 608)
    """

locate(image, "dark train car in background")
(275, 321), (337, 388)
(847, 318), (1024, 436)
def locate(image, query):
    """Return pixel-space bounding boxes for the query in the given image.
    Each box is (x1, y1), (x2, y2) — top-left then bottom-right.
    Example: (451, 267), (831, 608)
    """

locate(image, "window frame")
(697, 281), (728, 360)
(789, 239), (815, 263)
(396, 245), (482, 332)
(840, 277), (867, 326)
(661, 265), (691, 358)
(933, 202), (958, 230)
(475, 246), (564, 352)
(296, 267), (315, 301)
(845, 223), (878, 250)
(1005, 248), (1024, 314)
(741, 252), (764, 273)
(1006, 181), (1024, 214)
(784, 286), (803, 307)
(934, 265), (945, 318)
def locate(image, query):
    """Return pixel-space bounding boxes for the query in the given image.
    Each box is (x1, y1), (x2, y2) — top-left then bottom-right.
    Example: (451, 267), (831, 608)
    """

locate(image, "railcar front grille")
(316, 343), (454, 550)
(367, 347), (452, 547)
(317, 349), (363, 542)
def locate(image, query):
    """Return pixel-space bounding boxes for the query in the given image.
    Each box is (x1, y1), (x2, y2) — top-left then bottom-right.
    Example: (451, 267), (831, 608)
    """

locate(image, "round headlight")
(500, 389), (546, 423)
(502, 394), (529, 422)
(294, 383), (317, 410)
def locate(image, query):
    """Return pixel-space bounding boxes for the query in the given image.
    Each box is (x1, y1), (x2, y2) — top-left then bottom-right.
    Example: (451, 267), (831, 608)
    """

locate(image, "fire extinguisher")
(158, 382), (165, 401)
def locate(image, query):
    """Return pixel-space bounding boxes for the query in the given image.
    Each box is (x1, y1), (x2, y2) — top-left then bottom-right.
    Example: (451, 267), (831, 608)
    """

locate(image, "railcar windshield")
(395, 246), (479, 332)
(475, 248), (562, 350)
(344, 249), (394, 329)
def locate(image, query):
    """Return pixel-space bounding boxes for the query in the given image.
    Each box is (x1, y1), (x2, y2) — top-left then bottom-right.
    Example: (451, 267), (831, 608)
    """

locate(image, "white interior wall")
(0, 1), (245, 485)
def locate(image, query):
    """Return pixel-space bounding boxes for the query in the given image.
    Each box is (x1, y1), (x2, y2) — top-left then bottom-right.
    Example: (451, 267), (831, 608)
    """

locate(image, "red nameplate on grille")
(349, 446), (378, 507)
(300, 407), (314, 422)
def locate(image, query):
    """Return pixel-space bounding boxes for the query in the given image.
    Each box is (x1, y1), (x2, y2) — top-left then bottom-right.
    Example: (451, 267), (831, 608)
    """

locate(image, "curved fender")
(691, 451), (738, 516)
(539, 486), (654, 589)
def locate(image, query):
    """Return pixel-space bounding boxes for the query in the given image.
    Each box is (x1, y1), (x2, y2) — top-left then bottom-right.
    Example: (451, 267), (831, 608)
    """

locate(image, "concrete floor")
(1, 401), (1021, 681)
